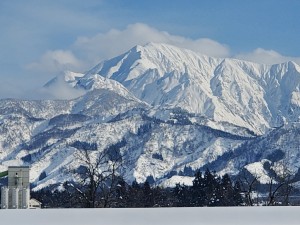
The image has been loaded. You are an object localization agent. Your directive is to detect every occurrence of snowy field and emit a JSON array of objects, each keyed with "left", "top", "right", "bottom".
[{"left": 1, "top": 207, "right": 300, "bottom": 225}]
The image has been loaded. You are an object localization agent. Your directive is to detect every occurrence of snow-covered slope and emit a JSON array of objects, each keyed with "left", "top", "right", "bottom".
[
  {"left": 83, "top": 43, "right": 300, "bottom": 134},
  {"left": 0, "top": 78, "right": 148, "bottom": 188},
  {"left": 1, "top": 43, "right": 300, "bottom": 189},
  {"left": 44, "top": 71, "right": 85, "bottom": 88}
]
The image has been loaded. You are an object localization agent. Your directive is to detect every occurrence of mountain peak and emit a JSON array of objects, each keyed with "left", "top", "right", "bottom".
[{"left": 42, "top": 43, "right": 300, "bottom": 134}]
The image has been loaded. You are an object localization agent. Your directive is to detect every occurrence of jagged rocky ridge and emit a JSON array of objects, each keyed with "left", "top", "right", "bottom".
[{"left": 1, "top": 43, "right": 300, "bottom": 190}]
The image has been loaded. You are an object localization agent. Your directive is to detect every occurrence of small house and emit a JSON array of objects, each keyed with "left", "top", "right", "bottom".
[{"left": 29, "top": 198, "right": 42, "bottom": 209}]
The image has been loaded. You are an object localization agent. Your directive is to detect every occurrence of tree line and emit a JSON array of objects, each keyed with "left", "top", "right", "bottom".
[
  {"left": 31, "top": 147, "right": 299, "bottom": 208},
  {"left": 31, "top": 168, "right": 243, "bottom": 208}
]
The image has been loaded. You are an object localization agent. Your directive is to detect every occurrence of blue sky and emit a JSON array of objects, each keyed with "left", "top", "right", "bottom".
[{"left": 1, "top": 0, "right": 300, "bottom": 99}]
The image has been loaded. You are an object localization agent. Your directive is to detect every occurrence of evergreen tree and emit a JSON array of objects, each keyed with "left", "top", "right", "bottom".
[
  {"left": 152, "top": 186, "right": 168, "bottom": 207},
  {"left": 174, "top": 183, "right": 190, "bottom": 207},
  {"left": 191, "top": 171, "right": 206, "bottom": 206},
  {"left": 203, "top": 169, "right": 218, "bottom": 206},
  {"left": 127, "top": 180, "right": 143, "bottom": 207},
  {"left": 233, "top": 181, "right": 244, "bottom": 206},
  {"left": 219, "top": 174, "right": 234, "bottom": 206},
  {"left": 143, "top": 181, "right": 154, "bottom": 207},
  {"left": 115, "top": 178, "right": 129, "bottom": 207}
]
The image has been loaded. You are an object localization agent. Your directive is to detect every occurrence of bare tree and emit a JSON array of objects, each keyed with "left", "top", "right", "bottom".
[
  {"left": 238, "top": 170, "right": 260, "bottom": 206},
  {"left": 67, "top": 146, "right": 123, "bottom": 208},
  {"left": 266, "top": 178, "right": 282, "bottom": 206},
  {"left": 266, "top": 159, "right": 296, "bottom": 206}
]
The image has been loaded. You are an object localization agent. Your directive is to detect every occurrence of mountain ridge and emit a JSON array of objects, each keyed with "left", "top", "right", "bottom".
[
  {"left": 1, "top": 42, "right": 300, "bottom": 190},
  {"left": 76, "top": 43, "right": 300, "bottom": 134}
]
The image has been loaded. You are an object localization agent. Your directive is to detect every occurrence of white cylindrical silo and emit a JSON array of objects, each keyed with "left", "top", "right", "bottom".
[
  {"left": 17, "top": 176, "right": 23, "bottom": 187},
  {"left": 1, "top": 187, "right": 9, "bottom": 209},
  {"left": 11, "top": 187, "right": 19, "bottom": 209},
  {"left": 22, "top": 188, "right": 30, "bottom": 209}
]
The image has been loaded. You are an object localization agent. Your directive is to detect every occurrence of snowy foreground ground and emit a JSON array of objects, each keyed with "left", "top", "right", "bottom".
[{"left": 1, "top": 207, "right": 300, "bottom": 225}]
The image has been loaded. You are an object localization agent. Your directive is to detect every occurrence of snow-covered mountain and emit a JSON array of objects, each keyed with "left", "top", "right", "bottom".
[
  {"left": 1, "top": 42, "right": 300, "bottom": 190},
  {"left": 79, "top": 43, "right": 300, "bottom": 135}
]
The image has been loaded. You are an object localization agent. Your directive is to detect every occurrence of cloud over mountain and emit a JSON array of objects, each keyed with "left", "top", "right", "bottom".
[
  {"left": 27, "top": 50, "right": 84, "bottom": 74},
  {"left": 236, "top": 48, "right": 300, "bottom": 65},
  {"left": 27, "top": 23, "right": 231, "bottom": 77},
  {"left": 28, "top": 23, "right": 300, "bottom": 82},
  {"left": 73, "top": 23, "right": 230, "bottom": 63}
]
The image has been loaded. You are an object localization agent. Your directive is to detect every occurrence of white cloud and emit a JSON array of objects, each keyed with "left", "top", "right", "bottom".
[
  {"left": 25, "top": 23, "right": 300, "bottom": 100},
  {"left": 235, "top": 48, "right": 300, "bottom": 65},
  {"left": 37, "top": 74, "right": 86, "bottom": 100},
  {"left": 73, "top": 23, "right": 230, "bottom": 65},
  {"left": 27, "top": 50, "right": 84, "bottom": 73},
  {"left": 26, "top": 23, "right": 231, "bottom": 87},
  {"left": 173, "top": 38, "right": 230, "bottom": 58}
]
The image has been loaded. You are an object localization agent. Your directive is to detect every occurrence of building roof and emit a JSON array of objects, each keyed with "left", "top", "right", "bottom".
[
  {"left": 30, "top": 198, "right": 42, "bottom": 204},
  {"left": 8, "top": 166, "right": 30, "bottom": 169}
]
